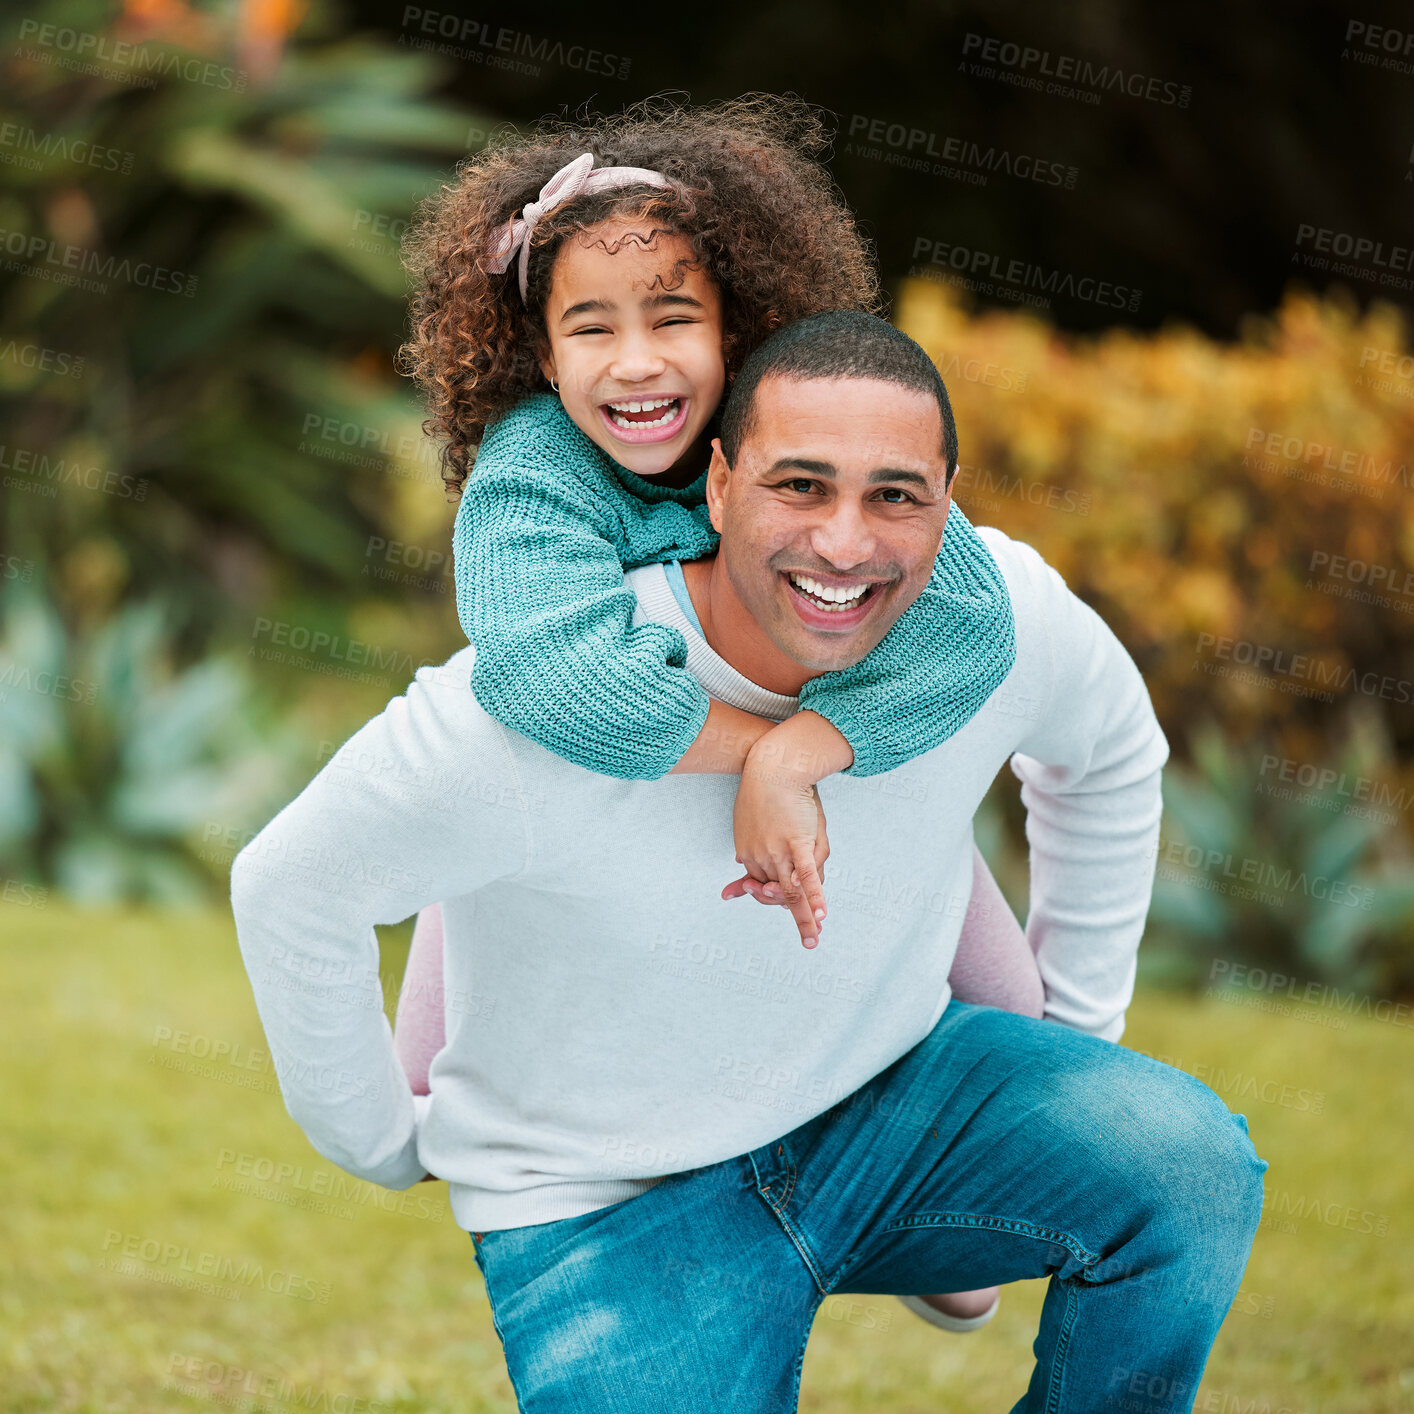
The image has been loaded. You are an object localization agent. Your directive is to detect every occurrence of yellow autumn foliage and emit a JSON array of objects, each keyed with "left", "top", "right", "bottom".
[{"left": 897, "top": 277, "right": 1414, "bottom": 783}]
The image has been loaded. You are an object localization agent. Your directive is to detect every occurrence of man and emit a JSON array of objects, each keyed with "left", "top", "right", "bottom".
[{"left": 231, "top": 310, "right": 1266, "bottom": 1413}]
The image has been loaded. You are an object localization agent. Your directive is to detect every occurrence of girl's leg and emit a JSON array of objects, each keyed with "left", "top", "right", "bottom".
[
  {"left": 946, "top": 842, "right": 1043, "bottom": 1019},
  {"left": 912, "top": 843, "right": 1042, "bottom": 1325},
  {"left": 392, "top": 903, "right": 447, "bottom": 1097}
]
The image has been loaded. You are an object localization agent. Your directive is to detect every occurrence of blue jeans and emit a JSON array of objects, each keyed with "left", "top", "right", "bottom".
[{"left": 470, "top": 1002, "right": 1267, "bottom": 1413}]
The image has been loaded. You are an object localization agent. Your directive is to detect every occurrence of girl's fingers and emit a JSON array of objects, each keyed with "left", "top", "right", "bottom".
[
  {"left": 743, "top": 879, "right": 781, "bottom": 906},
  {"left": 722, "top": 856, "right": 778, "bottom": 902},
  {"left": 813, "top": 789, "right": 831, "bottom": 871},
  {"left": 722, "top": 875, "right": 801, "bottom": 908},
  {"left": 772, "top": 850, "right": 821, "bottom": 949},
  {"left": 791, "top": 846, "right": 827, "bottom": 931},
  {"left": 725, "top": 852, "right": 826, "bottom": 941}
]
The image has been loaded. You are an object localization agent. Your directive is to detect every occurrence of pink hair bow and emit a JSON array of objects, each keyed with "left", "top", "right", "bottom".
[{"left": 484, "top": 151, "right": 676, "bottom": 301}]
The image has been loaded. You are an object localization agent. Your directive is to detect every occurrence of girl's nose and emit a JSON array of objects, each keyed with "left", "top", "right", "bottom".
[{"left": 607, "top": 331, "right": 667, "bottom": 381}]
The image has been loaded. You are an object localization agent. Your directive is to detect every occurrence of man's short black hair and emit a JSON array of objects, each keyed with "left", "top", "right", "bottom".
[{"left": 718, "top": 310, "right": 959, "bottom": 483}]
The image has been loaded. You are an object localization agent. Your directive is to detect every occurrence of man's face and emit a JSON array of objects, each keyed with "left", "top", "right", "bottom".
[{"left": 705, "top": 374, "right": 952, "bottom": 673}]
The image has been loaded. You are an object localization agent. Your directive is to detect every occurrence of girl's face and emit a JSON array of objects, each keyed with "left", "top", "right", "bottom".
[{"left": 537, "top": 217, "right": 726, "bottom": 481}]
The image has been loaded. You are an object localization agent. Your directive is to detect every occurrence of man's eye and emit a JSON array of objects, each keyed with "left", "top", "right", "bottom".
[
  {"left": 875, "top": 488, "right": 915, "bottom": 504},
  {"left": 785, "top": 478, "right": 817, "bottom": 494}
]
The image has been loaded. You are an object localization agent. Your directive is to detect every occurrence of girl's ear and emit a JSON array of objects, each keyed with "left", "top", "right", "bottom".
[{"left": 535, "top": 341, "right": 558, "bottom": 389}]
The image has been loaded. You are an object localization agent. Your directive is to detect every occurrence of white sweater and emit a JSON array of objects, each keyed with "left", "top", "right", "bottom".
[{"left": 230, "top": 527, "right": 1168, "bottom": 1233}]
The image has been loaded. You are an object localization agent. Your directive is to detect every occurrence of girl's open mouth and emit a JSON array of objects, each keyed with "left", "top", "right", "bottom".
[
  {"left": 783, "top": 571, "right": 884, "bottom": 630},
  {"left": 598, "top": 395, "right": 690, "bottom": 445}
]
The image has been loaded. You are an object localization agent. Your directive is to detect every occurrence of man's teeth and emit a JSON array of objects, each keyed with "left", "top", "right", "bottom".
[
  {"left": 606, "top": 397, "right": 680, "bottom": 429},
  {"left": 788, "top": 573, "right": 872, "bottom": 609}
]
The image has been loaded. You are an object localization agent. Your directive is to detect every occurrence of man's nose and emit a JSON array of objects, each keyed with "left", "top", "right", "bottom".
[{"left": 809, "top": 500, "right": 877, "bottom": 570}]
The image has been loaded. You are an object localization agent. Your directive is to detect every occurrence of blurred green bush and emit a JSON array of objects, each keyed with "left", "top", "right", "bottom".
[
  {"left": 1149, "top": 714, "right": 1414, "bottom": 997},
  {"left": 0, "top": 0, "right": 485, "bottom": 654},
  {"left": 0, "top": 594, "right": 304, "bottom": 903},
  {"left": 0, "top": 0, "right": 487, "bottom": 897}
]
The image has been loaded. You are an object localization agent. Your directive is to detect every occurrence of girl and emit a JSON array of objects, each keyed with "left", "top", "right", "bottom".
[{"left": 393, "top": 96, "right": 1041, "bottom": 1332}]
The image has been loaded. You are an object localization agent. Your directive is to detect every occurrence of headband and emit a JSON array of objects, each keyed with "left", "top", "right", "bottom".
[{"left": 483, "top": 151, "right": 676, "bottom": 301}]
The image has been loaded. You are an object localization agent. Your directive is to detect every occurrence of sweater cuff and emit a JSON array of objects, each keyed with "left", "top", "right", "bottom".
[
  {"left": 791, "top": 693, "right": 880, "bottom": 778},
  {"left": 411, "top": 1092, "right": 434, "bottom": 1182},
  {"left": 356, "top": 1111, "right": 429, "bottom": 1191},
  {"left": 1044, "top": 1009, "right": 1126, "bottom": 1044}
]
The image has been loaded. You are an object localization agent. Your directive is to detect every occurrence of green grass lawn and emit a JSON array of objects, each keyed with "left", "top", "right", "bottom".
[{"left": 3, "top": 903, "right": 1410, "bottom": 1412}]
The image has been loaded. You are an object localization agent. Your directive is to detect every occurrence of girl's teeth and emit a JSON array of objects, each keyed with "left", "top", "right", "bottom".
[
  {"left": 611, "top": 398, "right": 674, "bottom": 412},
  {"left": 606, "top": 397, "right": 680, "bottom": 430}
]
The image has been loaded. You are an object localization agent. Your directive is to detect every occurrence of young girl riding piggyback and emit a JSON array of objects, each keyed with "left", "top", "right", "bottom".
[{"left": 392, "top": 96, "right": 1043, "bottom": 1331}]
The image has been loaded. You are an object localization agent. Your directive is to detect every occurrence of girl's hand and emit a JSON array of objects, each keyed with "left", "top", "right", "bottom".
[
  {"left": 729, "top": 790, "right": 830, "bottom": 911},
  {"left": 722, "top": 769, "right": 831, "bottom": 949}
]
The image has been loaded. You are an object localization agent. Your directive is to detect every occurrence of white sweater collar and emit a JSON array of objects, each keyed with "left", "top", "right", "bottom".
[{"left": 627, "top": 563, "right": 800, "bottom": 724}]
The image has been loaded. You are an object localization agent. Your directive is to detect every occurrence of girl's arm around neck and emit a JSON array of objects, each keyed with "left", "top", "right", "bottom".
[
  {"left": 667, "top": 703, "right": 853, "bottom": 779},
  {"left": 453, "top": 437, "right": 719, "bottom": 781},
  {"left": 668, "top": 698, "right": 776, "bottom": 774}
]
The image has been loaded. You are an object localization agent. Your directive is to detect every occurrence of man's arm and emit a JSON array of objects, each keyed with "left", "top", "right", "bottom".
[
  {"left": 1007, "top": 544, "right": 1170, "bottom": 1043},
  {"left": 229, "top": 652, "right": 528, "bottom": 1188}
]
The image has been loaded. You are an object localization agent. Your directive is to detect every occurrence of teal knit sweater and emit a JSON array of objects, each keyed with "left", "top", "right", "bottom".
[{"left": 453, "top": 393, "right": 1016, "bottom": 780}]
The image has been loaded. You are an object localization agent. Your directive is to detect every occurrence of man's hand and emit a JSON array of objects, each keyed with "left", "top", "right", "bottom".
[{"left": 723, "top": 771, "right": 831, "bottom": 948}]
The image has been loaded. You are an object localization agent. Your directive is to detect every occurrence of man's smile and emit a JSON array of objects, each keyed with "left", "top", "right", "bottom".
[{"left": 780, "top": 569, "right": 890, "bottom": 631}]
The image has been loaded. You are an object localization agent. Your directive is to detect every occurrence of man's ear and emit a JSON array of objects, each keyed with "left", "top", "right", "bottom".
[{"left": 705, "top": 438, "right": 731, "bottom": 534}]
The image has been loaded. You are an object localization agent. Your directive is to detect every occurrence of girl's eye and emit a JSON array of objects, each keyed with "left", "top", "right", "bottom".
[
  {"left": 569, "top": 325, "right": 611, "bottom": 337},
  {"left": 657, "top": 317, "right": 695, "bottom": 327}
]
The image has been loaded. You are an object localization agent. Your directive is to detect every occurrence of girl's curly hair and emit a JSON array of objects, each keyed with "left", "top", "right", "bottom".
[{"left": 395, "top": 94, "right": 883, "bottom": 495}]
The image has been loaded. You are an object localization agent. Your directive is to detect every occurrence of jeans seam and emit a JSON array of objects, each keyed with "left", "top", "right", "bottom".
[
  {"left": 789, "top": 1291, "right": 823, "bottom": 1410},
  {"left": 765, "top": 1203, "right": 827, "bottom": 1295},
  {"left": 879, "top": 1211, "right": 1101, "bottom": 1269},
  {"left": 822, "top": 1244, "right": 868, "bottom": 1296},
  {"left": 752, "top": 1161, "right": 828, "bottom": 1297},
  {"left": 776, "top": 1161, "right": 797, "bottom": 1209},
  {"left": 1045, "top": 1280, "right": 1081, "bottom": 1414}
]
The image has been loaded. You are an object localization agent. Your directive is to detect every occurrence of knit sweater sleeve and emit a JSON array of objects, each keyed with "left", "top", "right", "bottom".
[
  {"left": 453, "top": 406, "right": 716, "bottom": 781},
  {"left": 797, "top": 502, "right": 1019, "bottom": 777}
]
